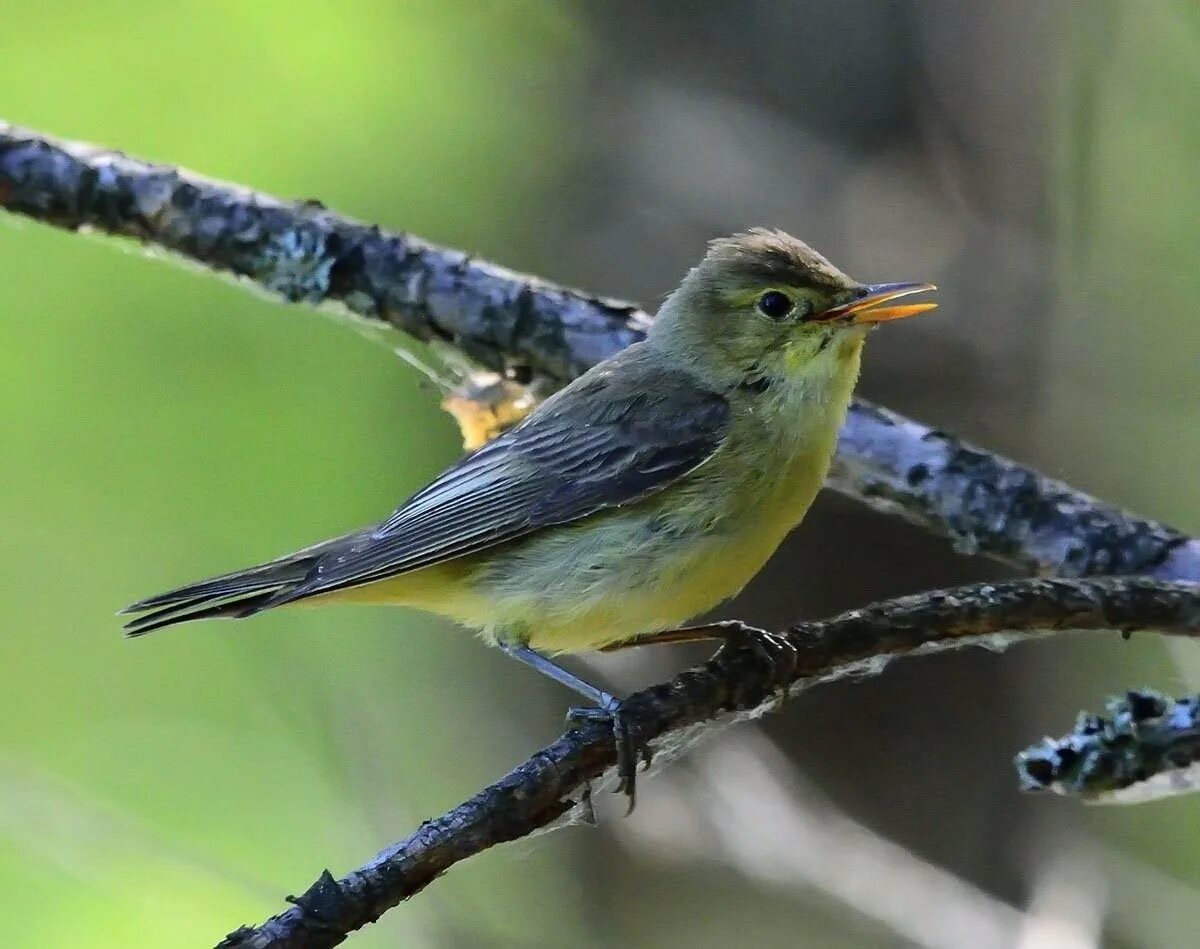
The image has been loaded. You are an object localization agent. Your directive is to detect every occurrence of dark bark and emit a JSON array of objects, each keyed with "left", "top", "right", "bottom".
[{"left": 217, "top": 578, "right": 1200, "bottom": 949}]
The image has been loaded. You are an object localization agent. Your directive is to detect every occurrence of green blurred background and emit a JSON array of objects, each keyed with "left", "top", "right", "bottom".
[{"left": 1, "top": 2, "right": 1198, "bottom": 946}]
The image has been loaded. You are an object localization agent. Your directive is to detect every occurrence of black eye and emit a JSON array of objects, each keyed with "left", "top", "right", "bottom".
[{"left": 756, "top": 290, "right": 794, "bottom": 319}]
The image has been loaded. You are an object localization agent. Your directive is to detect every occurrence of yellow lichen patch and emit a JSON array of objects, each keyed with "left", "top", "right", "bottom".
[{"left": 442, "top": 372, "right": 537, "bottom": 450}]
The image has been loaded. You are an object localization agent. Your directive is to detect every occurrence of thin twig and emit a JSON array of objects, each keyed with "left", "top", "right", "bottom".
[
  {"left": 1, "top": 123, "right": 1196, "bottom": 581},
  {"left": 215, "top": 578, "right": 1199, "bottom": 948}
]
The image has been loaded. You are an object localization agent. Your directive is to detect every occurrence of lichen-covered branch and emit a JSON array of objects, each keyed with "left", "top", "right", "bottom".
[
  {"left": 826, "top": 402, "right": 1200, "bottom": 580},
  {"left": 0, "top": 122, "right": 649, "bottom": 381},
  {"left": 1, "top": 123, "right": 1196, "bottom": 582},
  {"left": 218, "top": 577, "right": 1200, "bottom": 949},
  {"left": 1017, "top": 690, "right": 1200, "bottom": 802}
]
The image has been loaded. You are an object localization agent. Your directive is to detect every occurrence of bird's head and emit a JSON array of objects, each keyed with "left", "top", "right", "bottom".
[{"left": 649, "top": 228, "right": 936, "bottom": 391}]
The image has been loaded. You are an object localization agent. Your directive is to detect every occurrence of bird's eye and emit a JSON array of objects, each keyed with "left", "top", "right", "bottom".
[{"left": 756, "top": 290, "right": 794, "bottom": 319}]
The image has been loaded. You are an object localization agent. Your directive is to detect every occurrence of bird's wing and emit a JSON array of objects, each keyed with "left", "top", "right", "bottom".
[{"left": 272, "top": 350, "right": 730, "bottom": 603}]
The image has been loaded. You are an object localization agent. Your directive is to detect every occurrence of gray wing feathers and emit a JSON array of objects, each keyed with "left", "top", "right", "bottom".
[{"left": 273, "top": 352, "right": 730, "bottom": 604}]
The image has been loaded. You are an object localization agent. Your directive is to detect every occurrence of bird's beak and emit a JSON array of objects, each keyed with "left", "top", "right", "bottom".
[{"left": 819, "top": 282, "right": 938, "bottom": 324}]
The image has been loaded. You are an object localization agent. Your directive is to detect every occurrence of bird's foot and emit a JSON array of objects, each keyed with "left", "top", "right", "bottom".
[
  {"left": 709, "top": 620, "right": 799, "bottom": 702},
  {"left": 567, "top": 697, "right": 649, "bottom": 814}
]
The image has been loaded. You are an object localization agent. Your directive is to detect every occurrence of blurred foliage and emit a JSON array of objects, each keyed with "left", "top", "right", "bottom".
[
  {"left": 0, "top": 1, "right": 589, "bottom": 946},
  {"left": 1048, "top": 1, "right": 1200, "bottom": 523},
  {"left": 1049, "top": 0, "right": 1200, "bottom": 906}
]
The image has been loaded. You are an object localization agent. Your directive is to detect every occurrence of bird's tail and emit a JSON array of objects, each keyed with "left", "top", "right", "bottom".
[{"left": 119, "top": 530, "right": 367, "bottom": 636}]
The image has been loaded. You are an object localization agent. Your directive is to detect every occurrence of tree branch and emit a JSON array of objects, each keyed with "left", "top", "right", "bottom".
[
  {"left": 1017, "top": 689, "right": 1200, "bottom": 802},
  {"left": 216, "top": 577, "right": 1198, "bottom": 948},
  {"left": 1, "top": 123, "right": 1196, "bottom": 582}
]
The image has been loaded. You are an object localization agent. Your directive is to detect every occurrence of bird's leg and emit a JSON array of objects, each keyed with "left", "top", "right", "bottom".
[
  {"left": 601, "top": 621, "right": 799, "bottom": 699},
  {"left": 499, "top": 643, "right": 643, "bottom": 812}
]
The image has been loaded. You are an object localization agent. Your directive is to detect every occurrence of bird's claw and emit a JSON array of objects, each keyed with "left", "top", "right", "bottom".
[
  {"left": 712, "top": 620, "right": 799, "bottom": 702},
  {"left": 567, "top": 699, "right": 647, "bottom": 814}
]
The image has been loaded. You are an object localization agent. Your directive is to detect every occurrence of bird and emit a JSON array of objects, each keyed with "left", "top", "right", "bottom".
[{"left": 122, "top": 228, "right": 936, "bottom": 804}]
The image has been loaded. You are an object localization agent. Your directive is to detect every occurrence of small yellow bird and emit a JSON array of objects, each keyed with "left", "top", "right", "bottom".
[{"left": 123, "top": 229, "right": 935, "bottom": 798}]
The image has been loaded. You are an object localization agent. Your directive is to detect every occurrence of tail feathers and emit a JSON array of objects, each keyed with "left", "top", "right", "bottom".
[
  {"left": 122, "top": 559, "right": 303, "bottom": 615},
  {"left": 121, "top": 552, "right": 322, "bottom": 636},
  {"left": 121, "top": 528, "right": 379, "bottom": 636},
  {"left": 123, "top": 590, "right": 281, "bottom": 637}
]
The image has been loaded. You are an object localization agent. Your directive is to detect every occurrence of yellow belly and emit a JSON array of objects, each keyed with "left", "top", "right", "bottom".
[{"left": 519, "top": 505, "right": 808, "bottom": 652}]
